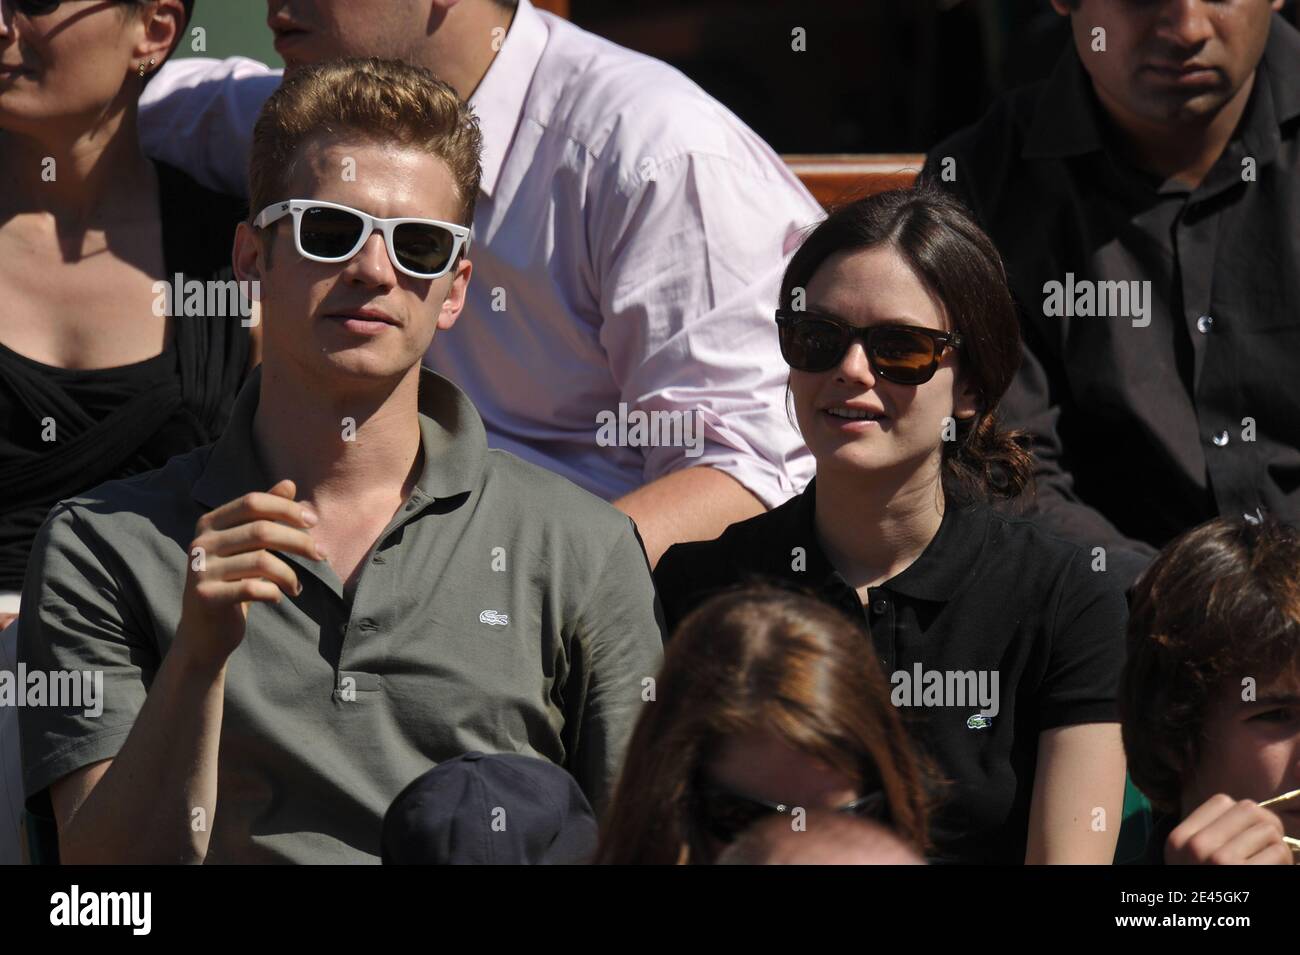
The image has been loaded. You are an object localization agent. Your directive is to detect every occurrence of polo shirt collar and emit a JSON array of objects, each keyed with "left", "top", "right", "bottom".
[
  {"left": 192, "top": 365, "right": 488, "bottom": 511},
  {"left": 469, "top": 0, "right": 549, "bottom": 198},
  {"left": 883, "top": 497, "right": 990, "bottom": 603},
  {"left": 787, "top": 479, "right": 989, "bottom": 605}
]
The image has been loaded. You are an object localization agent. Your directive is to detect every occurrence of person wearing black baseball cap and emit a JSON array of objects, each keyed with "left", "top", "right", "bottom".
[{"left": 383, "top": 753, "right": 598, "bottom": 865}]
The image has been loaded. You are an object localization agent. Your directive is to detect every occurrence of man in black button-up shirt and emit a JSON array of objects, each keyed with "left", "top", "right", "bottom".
[{"left": 924, "top": 4, "right": 1300, "bottom": 588}]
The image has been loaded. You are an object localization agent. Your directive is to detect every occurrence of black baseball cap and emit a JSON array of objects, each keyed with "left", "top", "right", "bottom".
[{"left": 381, "top": 752, "right": 599, "bottom": 865}]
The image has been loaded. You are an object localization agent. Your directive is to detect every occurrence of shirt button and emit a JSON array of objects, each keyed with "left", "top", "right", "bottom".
[
  {"left": 1212, "top": 431, "right": 1230, "bottom": 447},
  {"left": 372, "top": 554, "right": 385, "bottom": 564},
  {"left": 1196, "top": 314, "right": 1214, "bottom": 334},
  {"left": 872, "top": 598, "right": 888, "bottom": 614}
]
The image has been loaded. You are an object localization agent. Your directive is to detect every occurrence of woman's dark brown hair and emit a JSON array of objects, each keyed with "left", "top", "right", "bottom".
[
  {"left": 595, "top": 586, "right": 932, "bottom": 864},
  {"left": 1120, "top": 517, "right": 1300, "bottom": 814},
  {"left": 779, "top": 184, "right": 1033, "bottom": 503}
]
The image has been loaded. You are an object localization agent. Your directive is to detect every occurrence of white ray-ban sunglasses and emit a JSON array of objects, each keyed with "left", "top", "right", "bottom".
[{"left": 253, "top": 199, "right": 471, "bottom": 280}]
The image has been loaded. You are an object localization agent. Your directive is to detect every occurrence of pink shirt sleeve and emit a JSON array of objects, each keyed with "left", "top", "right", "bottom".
[
  {"left": 593, "top": 149, "right": 821, "bottom": 507},
  {"left": 139, "top": 57, "right": 282, "bottom": 197}
]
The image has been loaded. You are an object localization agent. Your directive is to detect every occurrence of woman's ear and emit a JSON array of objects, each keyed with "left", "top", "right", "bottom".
[
  {"left": 133, "top": 0, "right": 186, "bottom": 72},
  {"left": 953, "top": 371, "right": 981, "bottom": 421}
]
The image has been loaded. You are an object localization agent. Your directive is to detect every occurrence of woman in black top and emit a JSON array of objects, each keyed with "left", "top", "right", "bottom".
[
  {"left": 0, "top": 1, "right": 254, "bottom": 610},
  {"left": 654, "top": 186, "right": 1129, "bottom": 864}
]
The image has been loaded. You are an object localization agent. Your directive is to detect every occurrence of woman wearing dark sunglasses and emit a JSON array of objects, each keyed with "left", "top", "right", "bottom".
[
  {"left": 0, "top": 0, "right": 252, "bottom": 625},
  {"left": 595, "top": 586, "right": 933, "bottom": 864},
  {"left": 653, "top": 186, "right": 1129, "bottom": 864}
]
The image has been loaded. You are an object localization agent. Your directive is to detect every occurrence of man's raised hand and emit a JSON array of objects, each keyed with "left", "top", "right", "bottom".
[{"left": 177, "top": 479, "right": 325, "bottom": 671}]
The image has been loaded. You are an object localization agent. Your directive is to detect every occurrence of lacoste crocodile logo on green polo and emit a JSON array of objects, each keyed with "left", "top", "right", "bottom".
[{"left": 479, "top": 610, "right": 509, "bottom": 626}]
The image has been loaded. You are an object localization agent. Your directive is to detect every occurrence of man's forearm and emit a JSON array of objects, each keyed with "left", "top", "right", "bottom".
[
  {"left": 59, "top": 644, "right": 228, "bottom": 864},
  {"left": 614, "top": 466, "right": 764, "bottom": 568}
]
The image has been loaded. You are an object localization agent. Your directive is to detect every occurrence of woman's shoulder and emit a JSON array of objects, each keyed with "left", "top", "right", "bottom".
[
  {"left": 976, "top": 504, "right": 1128, "bottom": 625},
  {"left": 654, "top": 495, "right": 809, "bottom": 630},
  {"left": 659, "top": 494, "right": 804, "bottom": 575},
  {"left": 980, "top": 504, "right": 1104, "bottom": 576}
]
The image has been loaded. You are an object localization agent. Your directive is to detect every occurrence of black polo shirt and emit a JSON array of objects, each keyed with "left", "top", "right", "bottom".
[
  {"left": 922, "top": 14, "right": 1300, "bottom": 590},
  {"left": 653, "top": 481, "right": 1128, "bottom": 864}
]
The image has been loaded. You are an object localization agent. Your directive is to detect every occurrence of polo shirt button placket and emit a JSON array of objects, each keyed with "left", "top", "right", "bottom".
[{"left": 868, "top": 593, "right": 894, "bottom": 672}]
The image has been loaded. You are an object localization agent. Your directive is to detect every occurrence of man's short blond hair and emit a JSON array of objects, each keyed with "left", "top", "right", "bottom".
[{"left": 249, "top": 57, "right": 483, "bottom": 227}]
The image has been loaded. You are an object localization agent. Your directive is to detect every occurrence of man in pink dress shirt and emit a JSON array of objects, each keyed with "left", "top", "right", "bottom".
[{"left": 138, "top": 0, "right": 821, "bottom": 564}]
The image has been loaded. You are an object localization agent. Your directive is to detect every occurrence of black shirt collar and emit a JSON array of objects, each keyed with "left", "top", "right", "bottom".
[
  {"left": 785, "top": 479, "right": 991, "bottom": 604},
  {"left": 1024, "top": 13, "right": 1300, "bottom": 164},
  {"left": 1022, "top": 42, "right": 1107, "bottom": 160}
]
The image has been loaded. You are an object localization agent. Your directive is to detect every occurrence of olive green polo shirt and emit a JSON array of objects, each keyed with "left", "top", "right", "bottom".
[{"left": 17, "top": 366, "right": 665, "bottom": 863}]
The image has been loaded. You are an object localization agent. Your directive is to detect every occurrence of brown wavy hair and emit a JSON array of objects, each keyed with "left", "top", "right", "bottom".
[
  {"left": 595, "top": 586, "right": 933, "bottom": 864},
  {"left": 1120, "top": 517, "right": 1300, "bottom": 813},
  {"left": 779, "top": 184, "right": 1033, "bottom": 503}
]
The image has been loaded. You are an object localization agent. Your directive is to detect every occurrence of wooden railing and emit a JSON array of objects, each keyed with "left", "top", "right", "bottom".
[{"left": 782, "top": 154, "right": 925, "bottom": 209}]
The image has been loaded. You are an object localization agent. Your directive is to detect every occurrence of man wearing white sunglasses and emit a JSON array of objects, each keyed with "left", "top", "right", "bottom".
[
  {"left": 17, "top": 58, "right": 664, "bottom": 864},
  {"left": 251, "top": 199, "right": 472, "bottom": 282}
]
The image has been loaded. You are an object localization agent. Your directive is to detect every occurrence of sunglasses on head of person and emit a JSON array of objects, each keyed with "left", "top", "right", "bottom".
[
  {"left": 775, "top": 308, "right": 963, "bottom": 384},
  {"left": 253, "top": 199, "right": 472, "bottom": 281},
  {"left": 693, "top": 781, "right": 890, "bottom": 845}
]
